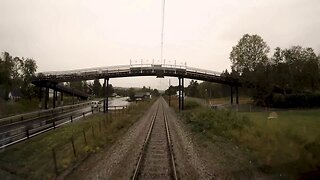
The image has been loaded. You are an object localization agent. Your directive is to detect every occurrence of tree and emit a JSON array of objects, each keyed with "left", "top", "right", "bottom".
[
  {"left": 128, "top": 88, "right": 135, "bottom": 100},
  {"left": 186, "top": 80, "right": 199, "bottom": 97},
  {"left": 92, "top": 79, "right": 102, "bottom": 97},
  {"left": 21, "top": 58, "right": 37, "bottom": 99},
  {"left": 152, "top": 89, "right": 160, "bottom": 96},
  {"left": 230, "top": 34, "right": 270, "bottom": 73},
  {"left": 282, "top": 46, "right": 319, "bottom": 92},
  {"left": 0, "top": 52, "right": 14, "bottom": 99}
]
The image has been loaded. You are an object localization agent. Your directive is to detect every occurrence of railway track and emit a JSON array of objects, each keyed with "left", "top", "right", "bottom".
[{"left": 132, "top": 99, "right": 178, "bottom": 180}]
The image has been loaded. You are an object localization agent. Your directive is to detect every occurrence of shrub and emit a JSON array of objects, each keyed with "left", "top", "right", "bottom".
[
  {"left": 183, "top": 108, "right": 251, "bottom": 138},
  {"left": 271, "top": 93, "right": 320, "bottom": 108},
  {"left": 184, "top": 100, "right": 201, "bottom": 110}
]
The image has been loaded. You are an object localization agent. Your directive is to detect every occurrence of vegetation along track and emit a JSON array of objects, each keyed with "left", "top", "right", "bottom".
[{"left": 132, "top": 99, "right": 178, "bottom": 180}]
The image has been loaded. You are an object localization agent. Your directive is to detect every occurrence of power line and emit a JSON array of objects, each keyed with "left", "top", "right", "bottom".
[{"left": 160, "top": 0, "right": 166, "bottom": 64}]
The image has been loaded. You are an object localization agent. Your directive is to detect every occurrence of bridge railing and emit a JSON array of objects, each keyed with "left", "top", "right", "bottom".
[
  {"left": 36, "top": 63, "right": 223, "bottom": 78},
  {"left": 186, "top": 66, "right": 222, "bottom": 77}
]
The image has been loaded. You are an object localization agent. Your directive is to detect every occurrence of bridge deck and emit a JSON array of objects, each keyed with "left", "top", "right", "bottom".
[{"left": 33, "top": 64, "right": 240, "bottom": 86}]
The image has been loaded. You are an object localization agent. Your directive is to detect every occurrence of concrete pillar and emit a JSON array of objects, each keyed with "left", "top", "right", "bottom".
[
  {"left": 106, "top": 78, "right": 109, "bottom": 113},
  {"left": 60, "top": 92, "right": 64, "bottom": 105},
  {"left": 181, "top": 77, "right": 184, "bottom": 110},
  {"left": 178, "top": 77, "right": 181, "bottom": 111},
  {"left": 45, "top": 87, "right": 49, "bottom": 109},
  {"left": 38, "top": 87, "right": 42, "bottom": 109},
  {"left": 53, "top": 90, "right": 56, "bottom": 108},
  {"left": 72, "top": 89, "right": 75, "bottom": 105},
  {"left": 102, "top": 78, "right": 107, "bottom": 113},
  {"left": 168, "top": 86, "right": 171, "bottom": 106}
]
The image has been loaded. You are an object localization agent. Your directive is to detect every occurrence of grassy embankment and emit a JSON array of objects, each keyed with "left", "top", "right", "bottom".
[
  {"left": 0, "top": 99, "right": 39, "bottom": 118},
  {"left": 168, "top": 96, "right": 320, "bottom": 179},
  {"left": 0, "top": 99, "right": 155, "bottom": 179}
]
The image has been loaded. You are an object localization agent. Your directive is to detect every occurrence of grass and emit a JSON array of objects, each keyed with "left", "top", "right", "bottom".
[
  {"left": 177, "top": 98, "right": 320, "bottom": 179},
  {"left": 236, "top": 110, "right": 320, "bottom": 178},
  {"left": 0, "top": 99, "right": 155, "bottom": 179},
  {"left": 0, "top": 99, "right": 39, "bottom": 118}
]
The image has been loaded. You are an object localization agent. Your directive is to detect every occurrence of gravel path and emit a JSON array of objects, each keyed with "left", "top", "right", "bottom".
[
  {"left": 67, "top": 98, "right": 214, "bottom": 179},
  {"left": 67, "top": 100, "right": 158, "bottom": 179}
]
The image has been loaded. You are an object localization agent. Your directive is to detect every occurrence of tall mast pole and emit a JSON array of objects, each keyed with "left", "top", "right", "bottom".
[{"left": 161, "top": 0, "right": 166, "bottom": 64}]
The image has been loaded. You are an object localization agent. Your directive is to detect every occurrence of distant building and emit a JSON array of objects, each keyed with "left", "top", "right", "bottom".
[
  {"left": 134, "top": 93, "right": 145, "bottom": 101},
  {"left": 8, "top": 89, "right": 23, "bottom": 101},
  {"left": 134, "top": 92, "right": 151, "bottom": 101}
]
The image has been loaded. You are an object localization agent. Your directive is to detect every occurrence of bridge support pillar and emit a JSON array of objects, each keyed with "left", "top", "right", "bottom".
[
  {"left": 53, "top": 90, "right": 56, "bottom": 108},
  {"left": 178, "top": 77, "right": 181, "bottom": 111},
  {"left": 106, "top": 78, "right": 109, "bottom": 113},
  {"left": 103, "top": 78, "right": 109, "bottom": 113},
  {"left": 72, "top": 89, "right": 75, "bottom": 105},
  {"left": 45, "top": 87, "right": 49, "bottom": 109},
  {"left": 230, "top": 86, "right": 234, "bottom": 105},
  {"left": 182, "top": 77, "right": 184, "bottom": 110},
  {"left": 60, "top": 92, "right": 63, "bottom": 105},
  {"left": 178, "top": 77, "right": 184, "bottom": 111},
  {"left": 38, "top": 87, "right": 43, "bottom": 109}
]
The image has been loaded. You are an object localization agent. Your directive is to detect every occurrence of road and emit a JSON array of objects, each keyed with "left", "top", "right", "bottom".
[{"left": 0, "top": 104, "right": 94, "bottom": 149}]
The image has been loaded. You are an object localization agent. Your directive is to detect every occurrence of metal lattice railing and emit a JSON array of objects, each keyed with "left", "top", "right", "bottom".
[{"left": 36, "top": 63, "right": 222, "bottom": 78}]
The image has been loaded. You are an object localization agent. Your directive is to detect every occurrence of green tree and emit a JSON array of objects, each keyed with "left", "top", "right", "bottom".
[
  {"left": 152, "top": 89, "right": 160, "bottom": 96},
  {"left": 92, "top": 79, "right": 102, "bottom": 97},
  {"left": 186, "top": 80, "right": 199, "bottom": 97},
  {"left": 282, "top": 46, "right": 319, "bottom": 92},
  {"left": 0, "top": 52, "right": 14, "bottom": 100},
  {"left": 21, "top": 58, "right": 37, "bottom": 99},
  {"left": 230, "top": 34, "right": 270, "bottom": 73}
]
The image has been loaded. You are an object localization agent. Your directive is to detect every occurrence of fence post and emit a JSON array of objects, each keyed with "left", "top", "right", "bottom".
[
  {"left": 83, "top": 112, "right": 85, "bottom": 118},
  {"left": 71, "top": 116, "right": 73, "bottom": 123},
  {"left": 83, "top": 129, "right": 87, "bottom": 145},
  {"left": 71, "top": 137, "right": 77, "bottom": 158},
  {"left": 52, "top": 148, "right": 58, "bottom": 175},
  {"left": 26, "top": 129, "right": 30, "bottom": 139},
  {"left": 53, "top": 121, "right": 56, "bottom": 129}
]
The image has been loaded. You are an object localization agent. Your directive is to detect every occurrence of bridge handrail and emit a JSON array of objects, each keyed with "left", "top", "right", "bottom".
[
  {"left": 36, "top": 63, "right": 222, "bottom": 79},
  {"left": 38, "top": 65, "right": 131, "bottom": 76},
  {"left": 186, "top": 66, "right": 222, "bottom": 76}
]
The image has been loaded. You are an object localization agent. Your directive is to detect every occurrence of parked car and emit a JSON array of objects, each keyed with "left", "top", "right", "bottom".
[{"left": 91, "top": 101, "right": 102, "bottom": 109}]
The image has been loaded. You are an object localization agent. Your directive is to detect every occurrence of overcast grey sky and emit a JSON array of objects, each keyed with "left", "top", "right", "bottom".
[{"left": 1, "top": 0, "right": 320, "bottom": 90}]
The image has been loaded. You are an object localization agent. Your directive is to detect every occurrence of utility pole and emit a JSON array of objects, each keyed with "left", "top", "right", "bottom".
[
  {"left": 160, "top": 0, "right": 166, "bottom": 64},
  {"left": 168, "top": 79, "right": 171, "bottom": 106}
]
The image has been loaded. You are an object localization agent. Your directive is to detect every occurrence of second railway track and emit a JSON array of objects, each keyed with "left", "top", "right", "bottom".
[{"left": 132, "top": 99, "right": 178, "bottom": 180}]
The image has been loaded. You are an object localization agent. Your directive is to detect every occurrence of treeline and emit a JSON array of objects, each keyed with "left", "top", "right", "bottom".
[
  {"left": 228, "top": 34, "right": 320, "bottom": 108},
  {"left": 0, "top": 52, "right": 37, "bottom": 100},
  {"left": 165, "top": 80, "right": 231, "bottom": 99},
  {"left": 72, "top": 79, "right": 160, "bottom": 99}
]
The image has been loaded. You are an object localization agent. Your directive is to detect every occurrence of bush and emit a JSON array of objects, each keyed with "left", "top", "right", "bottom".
[
  {"left": 271, "top": 93, "right": 320, "bottom": 108},
  {"left": 184, "top": 100, "right": 201, "bottom": 110},
  {"left": 182, "top": 108, "right": 251, "bottom": 138}
]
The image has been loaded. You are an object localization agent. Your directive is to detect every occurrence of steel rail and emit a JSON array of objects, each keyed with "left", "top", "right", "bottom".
[
  {"left": 163, "top": 105, "right": 178, "bottom": 180},
  {"left": 131, "top": 100, "right": 178, "bottom": 180},
  {"left": 131, "top": 105, "right": 159, "bottom": 180}
]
